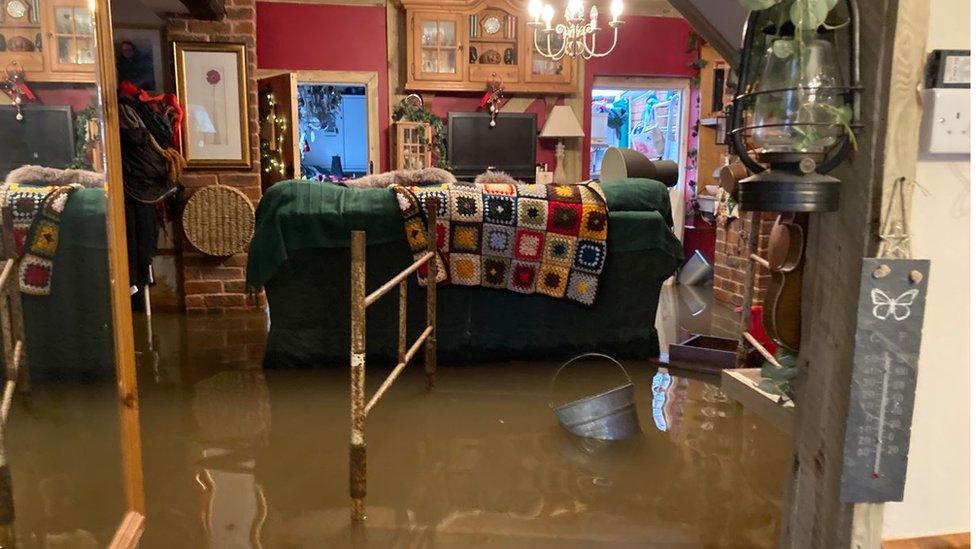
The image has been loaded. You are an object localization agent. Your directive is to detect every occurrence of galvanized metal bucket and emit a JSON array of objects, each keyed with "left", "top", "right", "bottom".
[{"left": 550, "top": 353, "right": 642, "bottom": 441}]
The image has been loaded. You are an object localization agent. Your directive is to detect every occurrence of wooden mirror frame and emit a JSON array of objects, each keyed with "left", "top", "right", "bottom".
[
  {"left": 92, "top": 0, "right": 147, "bottom": 546},
  {"left": 257, "top": 69, "right": 382, "bottom": 177}
]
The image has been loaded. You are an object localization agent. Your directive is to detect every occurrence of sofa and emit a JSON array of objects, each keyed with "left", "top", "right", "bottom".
[{"left": 246, "top": 178, "right": 683, "bottom": 368}]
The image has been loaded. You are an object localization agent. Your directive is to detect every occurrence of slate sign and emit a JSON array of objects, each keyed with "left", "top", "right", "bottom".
[{"left": 840, "top": 258, "right": 930, "bottom": 503}]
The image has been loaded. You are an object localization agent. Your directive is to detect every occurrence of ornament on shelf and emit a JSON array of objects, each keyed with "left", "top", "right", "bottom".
[
  {"left": 478, "top": 74, "right": 505, "bottom": 127},
  {"left": 1, "top": 61, "right": 34, "bottom": 121}
]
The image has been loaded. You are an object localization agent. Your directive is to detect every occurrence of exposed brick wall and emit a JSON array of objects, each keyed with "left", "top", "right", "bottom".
[
  {"left": 713, "top": 202, "right": 775, "bottom": 308},
  {"left": 167, "top": 0, "right": 263, "bottom": 314}
]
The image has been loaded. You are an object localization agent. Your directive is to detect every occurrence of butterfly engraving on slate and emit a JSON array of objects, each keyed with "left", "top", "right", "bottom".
[{"left": 870, "top": 289, "right": 919, "bottom": 321}]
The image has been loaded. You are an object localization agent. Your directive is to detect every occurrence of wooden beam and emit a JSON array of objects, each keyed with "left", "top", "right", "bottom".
[
  {"left": 666, "top": 0, "right": 739, "bottom": 63},
  {"left": 782, "top": 1, "right": 931, "bottom": 547},
  {"left": 178, "top": 0, "right": 226, "bottom": 20}
]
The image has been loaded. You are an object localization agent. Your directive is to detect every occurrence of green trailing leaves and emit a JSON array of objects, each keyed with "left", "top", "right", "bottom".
[
  {"left": 392, "top": 103, "right": 450, "bottom": 170},
  {"left": 758, "top": 349, "right": 799, "bottom": 403},
  {"left": 741, "top": 0, "right": 839, "bottom": 31},
  {"left": 789, "top": 0, "right": 835, "bottom": 30},
  {"left": 739, "top": 0, "right": 783, "bottom": 10},
  {"left": 772, "top": 39, "right": 796, "bottom": 59}
]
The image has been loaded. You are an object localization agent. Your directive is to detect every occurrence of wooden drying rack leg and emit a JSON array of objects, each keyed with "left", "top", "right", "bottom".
[
  {"left": 349, "top": 231, "right": 367, "bottom": 522},
  {"left": 348, "top": 198, "right": 439, "bottom": 522}
]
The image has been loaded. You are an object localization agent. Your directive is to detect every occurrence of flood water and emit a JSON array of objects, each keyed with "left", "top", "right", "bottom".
[{"left": 4, "top": 286, "right": 794, "bottom": 548}]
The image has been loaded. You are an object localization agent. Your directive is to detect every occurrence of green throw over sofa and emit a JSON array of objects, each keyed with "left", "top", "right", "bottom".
[{"left": 246, "top": 178, "right": 684, "bottom": 367}]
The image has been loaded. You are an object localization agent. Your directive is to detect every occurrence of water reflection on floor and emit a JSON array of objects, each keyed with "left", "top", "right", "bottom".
[
  {"left": 5, "top": 284, "right": 793, "bottom": 548},
  {"left": 127, "top": 284, "right": 790, "bottom": 548}
]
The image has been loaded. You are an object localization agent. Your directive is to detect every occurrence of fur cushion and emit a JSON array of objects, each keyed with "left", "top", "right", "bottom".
[
  {"left": 343, "top": 167, "right": 457, "bottom": 189},
  {"left": 473, "top": 170, "right": 521, "bottom": 186},
  {"left": 5, "top": 165, "right": 104, "bottom": 188}
]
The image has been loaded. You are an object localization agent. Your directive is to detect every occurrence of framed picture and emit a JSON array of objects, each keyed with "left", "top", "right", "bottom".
[
  {"left": 114, "top": 26, "right": 164, "bottom": 92},
  {"left": 174, "top": 42, "right": 251, "bottom": 168}
]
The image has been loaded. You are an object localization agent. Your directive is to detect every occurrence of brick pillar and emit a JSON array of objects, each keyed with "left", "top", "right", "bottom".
[
  {"left": 167, "top": 1, "right": 263, "bottom": 314},
  {"left": 712, "top": 202, "right": 775, "bottom": 308}
]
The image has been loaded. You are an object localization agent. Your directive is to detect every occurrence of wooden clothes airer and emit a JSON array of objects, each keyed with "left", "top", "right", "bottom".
[
  {"left": 348, "top": 198, "right": 439, "bottom": 522},
  {"left": 0, "top": 206, "right": 28, "bottom": 545}
]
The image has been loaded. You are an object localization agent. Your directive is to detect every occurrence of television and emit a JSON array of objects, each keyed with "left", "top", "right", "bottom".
[
  {"left": 0, "top": 105, "right": 75, "bottom": 180},
  {"left": 447, "top": 112, "right": 537, "bottom": 179}
]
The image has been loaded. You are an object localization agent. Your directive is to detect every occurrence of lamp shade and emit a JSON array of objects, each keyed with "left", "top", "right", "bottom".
[{"left": 540, "top": 105, "right": 584, "bottom": 138}]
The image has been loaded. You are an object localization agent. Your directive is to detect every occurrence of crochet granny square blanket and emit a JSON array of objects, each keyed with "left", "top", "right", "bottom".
[
  {"left": 391, "top": 181, "right": 610, "bottom": 306},
  {"left": 0, "top": 183, "right": 81, "bottom": 296}
]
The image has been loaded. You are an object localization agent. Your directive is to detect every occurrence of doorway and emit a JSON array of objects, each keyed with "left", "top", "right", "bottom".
[
  {"left": 297, "top": 83, "right": 369, "bottom": 181},
  {"left": 590, "top": 77, "right": 691, "bottom": 240}
]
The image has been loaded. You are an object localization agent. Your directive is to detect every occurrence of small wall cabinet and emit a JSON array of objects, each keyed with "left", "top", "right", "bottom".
[
  {"left": 392, "top": 121, "right": 432, "bottom": 170},
  {"left": 0, "top": 0, "right": 96, "bottom": 82},
  {"left": 402, "top": 0, "right": 576, "bottom": 94}
]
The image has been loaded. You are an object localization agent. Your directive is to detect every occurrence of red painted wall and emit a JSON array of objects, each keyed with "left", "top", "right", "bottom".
[
  {"left": 256, "top": 5, "right": 697, "bottom": 180},
  {"left": 30, "top": 83, "right": 97, "bottom": 113},
  {"left": 256, "top": 1, "right": 391, "bottom": 170},
  {"left": 583, "top": 15, "right": 698, "bottom": 179}
]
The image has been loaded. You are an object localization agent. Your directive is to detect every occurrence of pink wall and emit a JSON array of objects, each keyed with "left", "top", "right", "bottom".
[
  {"left": 256, "top": 2, "right": 391, "bottom": 170},
  {"left": 583, "top": 15, "right": 698, "bottom": 179}
]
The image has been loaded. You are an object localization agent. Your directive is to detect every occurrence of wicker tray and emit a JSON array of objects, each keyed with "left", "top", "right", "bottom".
[{"left": 182, "top": 185, "right": 255, "bottom": 256}]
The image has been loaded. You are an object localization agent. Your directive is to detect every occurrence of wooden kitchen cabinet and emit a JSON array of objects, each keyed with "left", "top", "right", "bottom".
[
  {"left": 392, "top": 121, "right": 432, "bottom": 170},
  {"left": 0, "top": 0, "right": 96, "bottom": 83},
  {"left": 412, "top": 12, "right": 465, "bottom": 82},
  {"left": 402, "top": 0, "right": 576, "bottom": 94}
]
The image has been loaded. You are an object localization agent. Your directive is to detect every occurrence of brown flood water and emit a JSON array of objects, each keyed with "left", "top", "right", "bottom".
[{"left": 5, "top": 286, "right": 793, "bottom": 548}]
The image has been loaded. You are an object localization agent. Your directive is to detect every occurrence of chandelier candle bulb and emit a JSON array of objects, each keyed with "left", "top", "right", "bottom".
[
  {"left": 528, "top": 0, "right": 624, "bottom": 60},
  {"left": 529, "top": 0, "right": 542, "bottom": 22},
  {"left": 610, "top": 0, "right": 623, "bottom": 22}
]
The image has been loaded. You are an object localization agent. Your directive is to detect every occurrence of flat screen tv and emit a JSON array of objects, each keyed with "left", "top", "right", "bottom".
[
  {"left": 0, "top": 105, "right": 75, "bottom": 180},
  {"left": 448, "top": 112, "right": 537, "bottom": 179}
]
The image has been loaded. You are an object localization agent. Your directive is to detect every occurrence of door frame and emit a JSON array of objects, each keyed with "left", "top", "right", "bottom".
[
  {"left": 93, "top": 0, "right": 147, "bottom": 546},
  {"left": 258, "top": 69, "right": 381, "bottom": 176},
  {"left": 590, "top": 75, "right": 692, "bottom": 243}
]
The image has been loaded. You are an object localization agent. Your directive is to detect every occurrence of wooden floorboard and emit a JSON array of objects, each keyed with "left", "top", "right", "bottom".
[{"left": 884, "top": 532, "right": 971, "bottom": 549}]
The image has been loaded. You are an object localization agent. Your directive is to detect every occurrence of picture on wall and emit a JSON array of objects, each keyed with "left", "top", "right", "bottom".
[
  {"left": 173, "top": 42, "right": 250, "bottom": 168},
  {"left": 114, "top": 27, "right": 164, "bottom": 92}
]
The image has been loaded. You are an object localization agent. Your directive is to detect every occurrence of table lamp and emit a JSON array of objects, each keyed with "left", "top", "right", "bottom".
[{"left": 539, "top": 105, "right": 584, "bottom": 184}]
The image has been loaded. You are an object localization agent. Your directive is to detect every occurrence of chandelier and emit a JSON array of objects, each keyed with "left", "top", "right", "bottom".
[{"left": 527, "top": 0, "right": 625, "bottom": 61}]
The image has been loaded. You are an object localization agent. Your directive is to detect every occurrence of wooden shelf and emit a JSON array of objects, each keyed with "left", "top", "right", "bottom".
[
  {"left": 720, "top": 368, "right": 794, "bottom": 435},
  {"left": 470, "top": 37, "right": 517, "bottom": 44}
]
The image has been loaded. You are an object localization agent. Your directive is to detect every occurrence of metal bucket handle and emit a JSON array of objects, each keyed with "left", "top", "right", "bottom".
[{"left": 548, "top": 353, "right": 633, "bottom": 410}]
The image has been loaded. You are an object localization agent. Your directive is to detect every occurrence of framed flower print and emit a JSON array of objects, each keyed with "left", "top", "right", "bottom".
[{"left": 173, "top": 42, "right": 251, "bottom": 168}]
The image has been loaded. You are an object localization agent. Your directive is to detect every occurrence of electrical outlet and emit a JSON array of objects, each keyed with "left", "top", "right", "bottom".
[{"left": 920, "top": 88, "right": 970, "bottom": 155}]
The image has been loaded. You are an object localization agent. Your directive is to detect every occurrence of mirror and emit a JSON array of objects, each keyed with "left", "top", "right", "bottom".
[{"left": 0, "top": 0, "right": 144, "bottom": 545}]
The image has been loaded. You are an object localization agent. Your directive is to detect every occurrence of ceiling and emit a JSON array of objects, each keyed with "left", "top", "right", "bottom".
[
  {"left": 111, "top": 0, "right": 187, "bottom": 26},
  {"left": 664, "top": 0, "right": 748, "bottom": 62}
]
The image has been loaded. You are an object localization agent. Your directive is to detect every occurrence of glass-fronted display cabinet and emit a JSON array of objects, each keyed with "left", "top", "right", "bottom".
[
  {"left": 0, "top": 0, "right": 96, "bottom": 82},
  {"left": 412, "top": 12, "right": 464, "bottom": 82},
  {"left": 402, "top": 0, "right": 576, "bottom": 94}
]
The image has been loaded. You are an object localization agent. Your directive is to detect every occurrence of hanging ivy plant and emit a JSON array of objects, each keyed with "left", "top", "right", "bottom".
[
  {"left": 392, "top": 102, "right": 449, "bottom": 170},
  {"left": 67, "top": 105, "right": 97, "bottom": 171}
]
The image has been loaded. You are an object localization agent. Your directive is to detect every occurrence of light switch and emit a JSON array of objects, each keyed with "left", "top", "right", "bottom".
[{"left": 920, "top": 88, "right": 970, "bottom": 155}]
